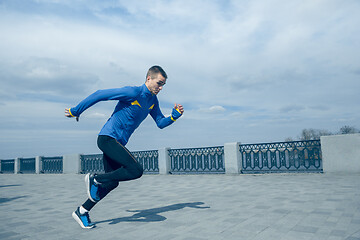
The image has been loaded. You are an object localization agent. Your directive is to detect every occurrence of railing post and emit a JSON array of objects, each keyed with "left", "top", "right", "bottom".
[
  {"left": 14, "top": 157, "right": 20, "bottom": 174},
  {"left": 63, "top": 154, "right": 81, "bottom": 174},
  {"left": 158, "top": 147, "right": 171, "bottom": 174},
  {"left": 321, "top": 133, "right": 360, "bottom": 173},
  {"left": 224, "top": 142, "right": 242, "bottom": 174},
  {"left": 35, "top": 156, "right": 42, "bottom": 174}
]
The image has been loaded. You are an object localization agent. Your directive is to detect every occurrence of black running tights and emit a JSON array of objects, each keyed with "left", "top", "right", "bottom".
[{"left": 82, "top": 135, "right": 143, "bottom": 211}]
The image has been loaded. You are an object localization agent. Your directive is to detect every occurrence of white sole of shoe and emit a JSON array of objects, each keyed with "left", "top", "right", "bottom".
[
  {"left": 72, "top": 211, "right": 94, "bottom": 229},
  {"left": 85, "top": 173, "right": 96, "bottom": 202}
]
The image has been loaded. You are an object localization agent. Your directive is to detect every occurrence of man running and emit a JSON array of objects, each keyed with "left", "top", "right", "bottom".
[{"left": 65, "top": 66, "right": 184, "bottom": 229}]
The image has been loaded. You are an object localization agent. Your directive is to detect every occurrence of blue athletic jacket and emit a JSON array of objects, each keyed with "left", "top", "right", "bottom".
[{"left": 69, "top": 84, "right": 176, "bottom": 146}]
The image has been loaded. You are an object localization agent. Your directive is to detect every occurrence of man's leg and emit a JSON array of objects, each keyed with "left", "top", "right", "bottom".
[
  {"left": 73, "top": 135, "right": 143, "bottom": 229},
  {"left": 73, "top": 136, "right": 124, "bottom": 229},
  {"left": 95, "top": 135, "right": 144, "bottom": 182},
  {"left": 97, "top": 153, "right": 121, "bottom": 200},
  {"left": 82, "top": 153, "right": 120, "bottom": 211},
  {"left": 86, "top": 135, "right": 143, "bottom": 201}
]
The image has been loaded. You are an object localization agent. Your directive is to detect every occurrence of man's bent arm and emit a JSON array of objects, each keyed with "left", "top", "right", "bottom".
[
  {"left": 70, "top": 87, "right": 136, "bottom": 117},
  {"left": 150, "top": 100, "right": 182, "bottom": 129}
]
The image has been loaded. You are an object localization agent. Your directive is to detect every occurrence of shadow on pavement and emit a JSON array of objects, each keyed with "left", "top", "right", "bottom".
[
  {"left": 96, "top": 202, "right": 209, "bottom": 225},
  {"left": 0, "top": 196, "right": 27, "bottom": 204},
  {"left": 0, "top": 184, "right": 22, "bottom": 188}
]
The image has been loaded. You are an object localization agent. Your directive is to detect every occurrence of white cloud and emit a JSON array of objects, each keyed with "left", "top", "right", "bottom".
[
  {"left": 200, "top": 105, "right": 226, "bottom": 114},
  {"left": 86, "top": 112, "right": 108, "bottom": 119},
  {"left": 0, "top": 0, "right": 360, "bottom": 158}
]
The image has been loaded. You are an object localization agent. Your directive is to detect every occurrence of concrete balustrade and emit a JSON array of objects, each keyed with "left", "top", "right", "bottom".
[{"left": 2, "top": 136, "right": 360, "bottom": 174}]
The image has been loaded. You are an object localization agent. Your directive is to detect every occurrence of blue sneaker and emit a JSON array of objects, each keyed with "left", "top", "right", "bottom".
[
  {"left": 85, "top": 173, "right": 100, "bottom": 202},
  {"left": 72, "top": 207, "right": 95, "bottom": 229}
]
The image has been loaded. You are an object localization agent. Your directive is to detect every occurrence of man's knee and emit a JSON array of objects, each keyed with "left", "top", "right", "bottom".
[
  {"left": 130, "top": 162, "right": 143, "bottom": 179},
  {"left": 107, "top": 181, "right": 119, "bottom": 190},
  {"left": 133, "top": 166, "right": 143, "bottom": 179}
]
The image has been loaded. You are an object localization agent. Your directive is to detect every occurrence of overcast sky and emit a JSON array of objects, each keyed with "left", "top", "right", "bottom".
[{"left": 1, "top": 0, "right": 359, "bottom": 159}]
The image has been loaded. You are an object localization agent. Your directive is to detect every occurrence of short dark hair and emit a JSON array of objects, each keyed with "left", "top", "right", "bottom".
[{"left": 146, "top": 65, "right": 167, "bottom": 80}]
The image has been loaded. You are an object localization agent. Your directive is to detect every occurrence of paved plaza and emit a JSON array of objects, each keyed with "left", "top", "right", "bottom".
[{"left": 0, "top": 173, "right": 359, "bottom": 240}]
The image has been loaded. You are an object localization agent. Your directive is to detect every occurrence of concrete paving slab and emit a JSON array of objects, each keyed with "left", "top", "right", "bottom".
[{"left": 0, "top": 173, "right": 359, "bottom": 240}]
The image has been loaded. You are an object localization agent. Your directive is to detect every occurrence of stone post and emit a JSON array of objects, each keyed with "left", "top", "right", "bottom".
[
  {"left": 35, "top": 156, "right": 42, "bottom": 174},
  {"left": 14, "top": 158, "right": 20, "bottom": 174},
  {"left": 63, "top": 154, "right": 81, "bottom": 174},
  {"left": 158, "top": 147, "right": 171, "bottom": 174},
  {"left": 224, "top": 142, "right": 242, "bottom": 174},
  {"left": 321, "top": 133, "right": 360, "bottom": 173}
]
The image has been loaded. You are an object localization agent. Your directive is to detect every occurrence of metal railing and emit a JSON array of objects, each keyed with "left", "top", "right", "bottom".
[
  {"left": 80, "top": 151, "right": 159, "bottom": 174},
  {"left": 132, "top": 150, "right": 159, "bottom": 174},
  {"left": 169, "top": 146, "right": 225, "bottom": 174},
  {"left": 41, "top": 156, "right": 63, "bottom": 174},
  {"left": 0, "top": 140, "right": 324, "bottom": 174},
  {"left": 239, "top": 140, "right": 322, "bottom": 173},
  {"left": 1, "top": 159, "right": 15, "bottom": 173},
  {"left": 81, "top": 154, "right": 104, "bottom": 174},
  {"left": 19, "top": 157, "right": 36, "bottom": 173}
]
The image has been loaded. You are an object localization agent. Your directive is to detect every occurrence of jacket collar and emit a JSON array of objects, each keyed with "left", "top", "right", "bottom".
[{"left": 141, "top": 84, "right": 153, "bottom": 98}]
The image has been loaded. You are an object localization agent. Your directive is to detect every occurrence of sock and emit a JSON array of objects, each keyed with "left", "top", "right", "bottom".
[{"left": 79, "top": 206, "right": 89, "bottom": 215}]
